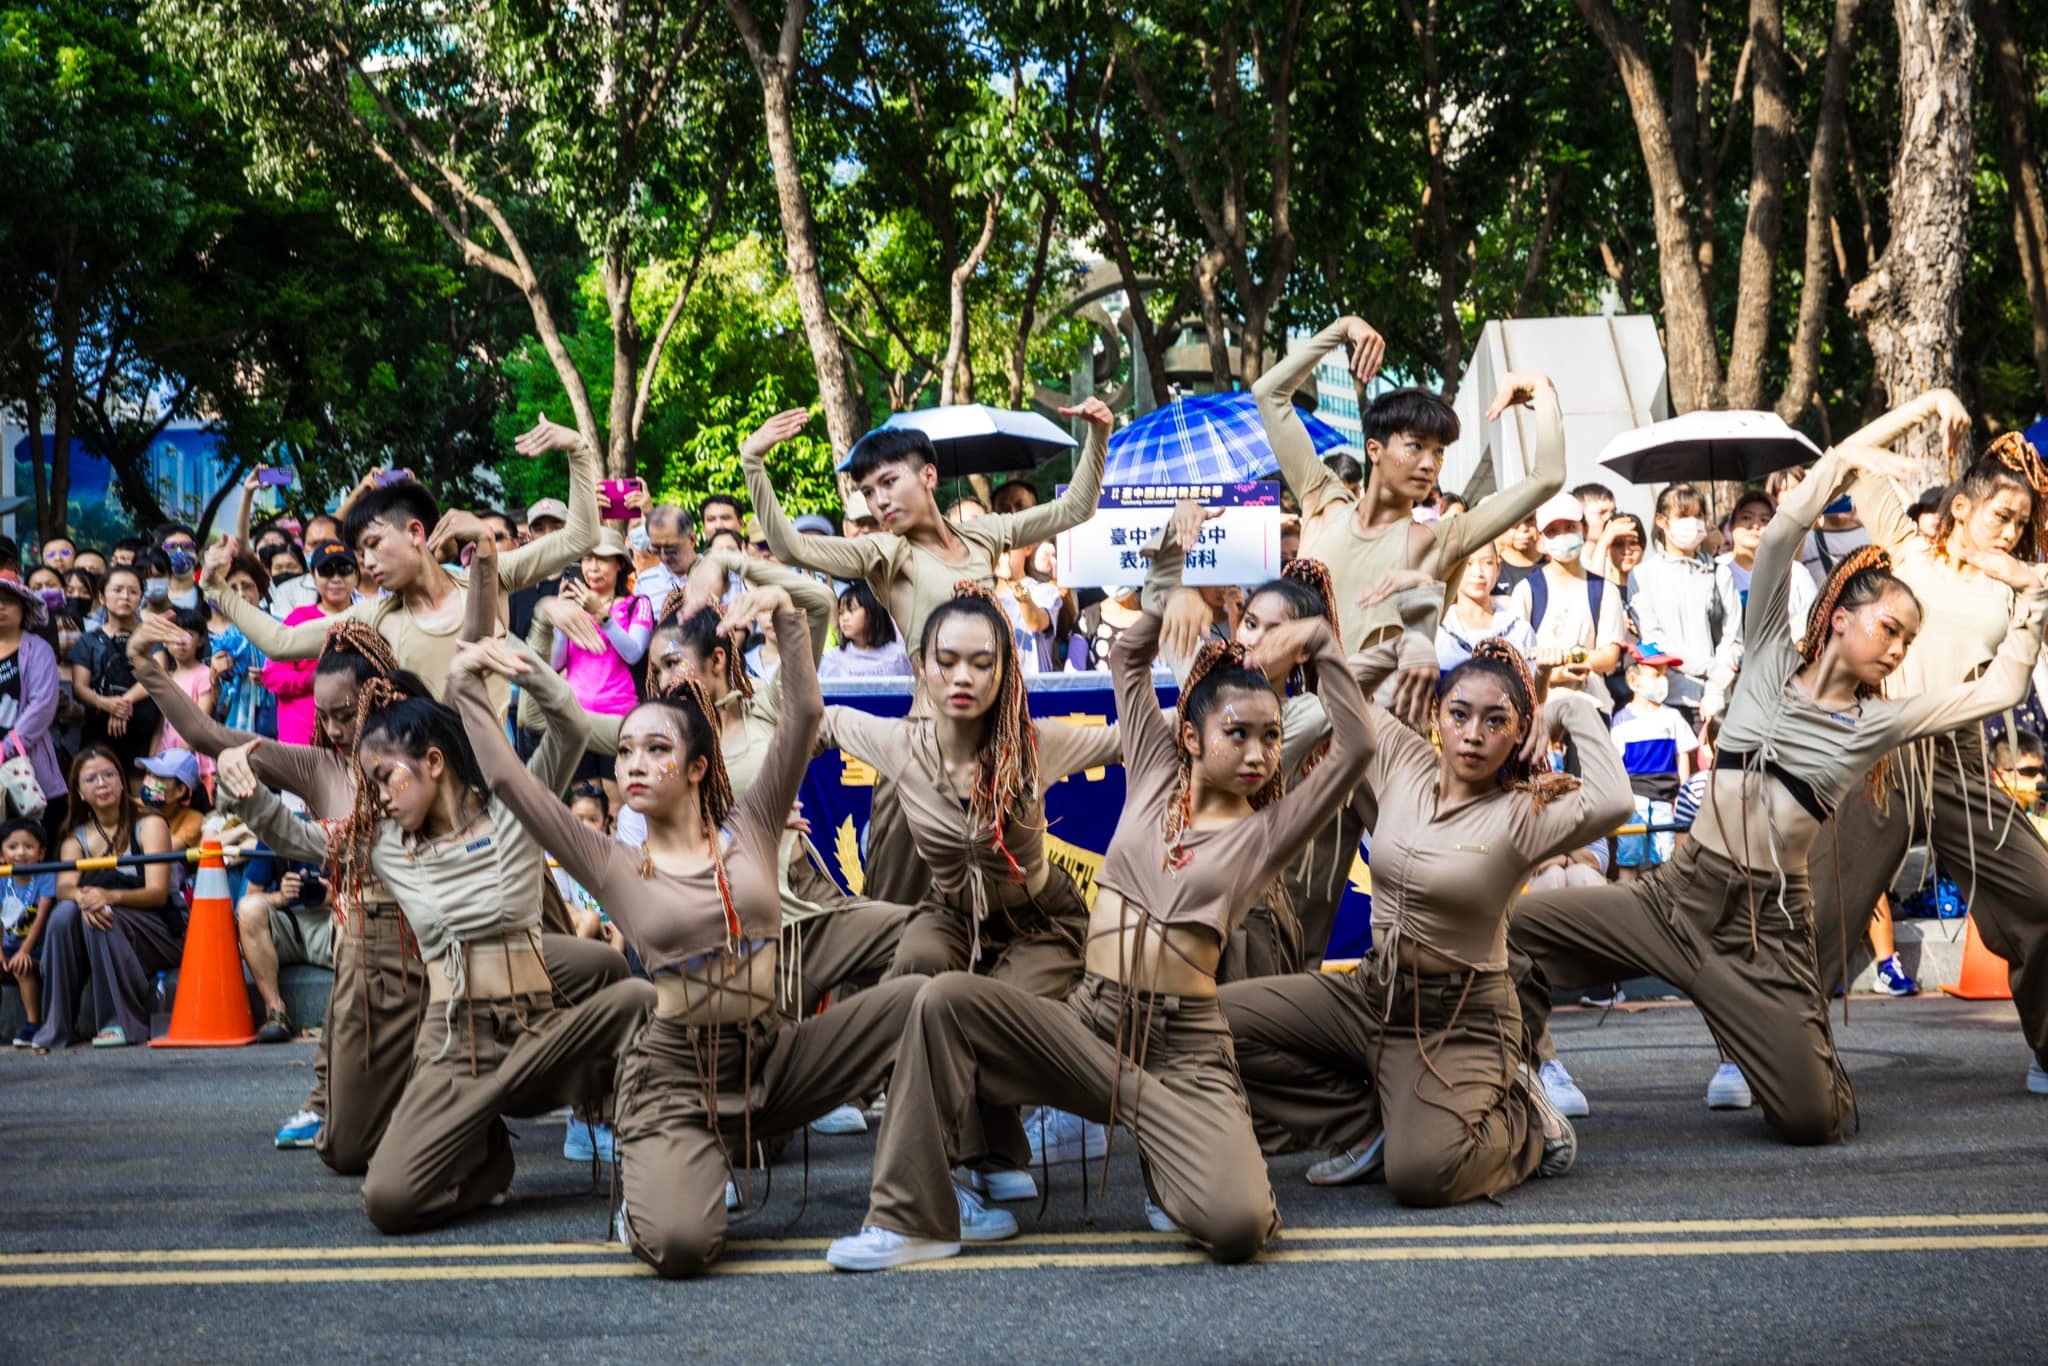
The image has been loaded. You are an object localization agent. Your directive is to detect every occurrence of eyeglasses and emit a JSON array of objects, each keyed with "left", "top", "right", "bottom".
[
  {"left": 2012, "top": 765, "right": 2043, "bottom": 779},
  {"left": 650, "top": 542, "right": 688, "bottom": 558},
  {"left": 315, "top": 561, "right": 358, "bottom": 578}
]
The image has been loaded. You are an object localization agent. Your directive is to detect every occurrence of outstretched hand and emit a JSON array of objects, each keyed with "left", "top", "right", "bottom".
[
  {"left": 1959, "top": 547, "right": 2048, "bottom": 593},
  {"left": 718, "top": 586, "right": 792, "bottom": 636},
  {"left": 1830, "top": 442, "right": 1920, "bottom": 488},
  {"left": 1934, "top": 390, "right": 1972, "bottom": 464},
  {"left": 1485, "top": 372, "right": 1552, "bottom": 422},
  {"left": 1057, "top": 397, "right": 1115, "bottom": 437},
  {"left": 1159, "top": 588, "right": 1213, "bottom": 664},
  {"left": 537, "top": 596, "right": 605, "bottom": 653},
  {"left": 217, "top": 742, "right": 260, "bottom": 802},
  {"left": 202, "top": 538, "right": 237, "bottom": 587},
  {"left": 742, "top": 409, "right": 812, "bottom": 462},
  {"left": 126, "top": 612, "right": 186, "bottom": 665},
  {"left": 426, "top": 509, "right": 491, "bottom": 561},
  {"left": 514, "top": 414, "right": 587, "bottom": 458},
  {"left": 1340, "top": 316, "right": 1386, "bottom": 388},
  {"left": 1246, "top": 616, "right": 1325, "bottom": 679},
  {"left": 452, "top": 638, "right": 533, "bottom": 680}
]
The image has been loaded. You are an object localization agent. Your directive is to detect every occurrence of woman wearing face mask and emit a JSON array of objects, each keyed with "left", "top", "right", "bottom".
[
  {"left": 453, "top": 588, "right": 922, "bottom": 1277},
  {"left": 1221, "top": 625, "right": 1631, "bottom": 1204},
  {"left": 68, "top": 565, "right": 161, "bottom": 769},
  {"left": 1510, "top": 442, "right": 2048, "bottom": 1145},
  {"left": 0, "top": 579, "right": 66, "bottom": 835},
  {"left": 1627, "top": 484, "right": 1718, "bottom": 721},
  {"left": 1798, "top": 394, "right": 2048, "bottom": 1098},
  {"left": 825, "top": 512, "right": 1373, "bottom": 1271},
  {"left": 34, "top": 745, "right": 180, "bottom": 1048},
  {"left": 263, "top": 540, "right": 361, "bottom": 745}
]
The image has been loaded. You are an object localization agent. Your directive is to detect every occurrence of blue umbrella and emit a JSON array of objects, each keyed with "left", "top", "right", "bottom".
[
  {"left": 1106, "top": 392, "right": 1348, "bottom": 486},
  {"left": 854, "top": 404, "right": 1078, "bottom": 477}
]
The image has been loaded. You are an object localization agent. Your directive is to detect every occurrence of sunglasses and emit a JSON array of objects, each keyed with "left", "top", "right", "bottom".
[
  {"left": 2012, "top": 765, "right": 2044, "bottom": 779},
  {"left": 315, "top": 561, "right": 358, "bottom": 578}
]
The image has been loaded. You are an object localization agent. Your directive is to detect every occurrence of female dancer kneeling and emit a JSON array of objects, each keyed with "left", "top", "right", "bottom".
[
  {"left": 1511, "top": 443, "right": 2048, "bottom": 1144},
  {"left": 827, "top": 512, "right": 1372, "bottom": 1271},
  {"left": 453, "top": 588, "right": 926, "bottom": 1277},
  {"left": 1156, "top": 556, "right": 1359, "bottom": 976},
  {"left": 1220, "top": 627, "right": 1631, "bottom": 1204}
]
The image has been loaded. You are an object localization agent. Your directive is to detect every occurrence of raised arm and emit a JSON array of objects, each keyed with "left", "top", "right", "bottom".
[
  {"left": 985, "top": 401, "right": 1110, "bottom": 548},
  {"left": 741, "top": 410, "right": 889, "bottom": 583},
  {"left": 711, "top": 549, "right": 835, "bottom": 665},
  {"left": 1251, "top": 621, "right": 1376, "bottom": 877},
  {"left": 1751, "top": 447, "right": 1853, "bottom": 659},
  {"left": 447, "top": 647, "right": 615, "bottom": 893},
  {"left": 1034, "top": 718, "right": 1124, "bottom": 784},
  {"left": 126, "top": 621, "right": 260, "bottom": 759},
  {"left": 1845, "top": 463, "right": 1918, "bottom": 555},
  {"left": 1893, "top": 583, "right": 2048, "bottom": 743},
  {"left": 1517, "top": 690, "right": 1636, "bottom": 861},
  {"left": 1255, "top": 318, "right": 1361, "bottom": 522},
  {"left": 730, "top": 603, "right": 824, "bottom": 845},
  {"left": 495, "top": 420, "right": 603, "bottom": 590},
  {"left": 1441, "top": 375, "right": 1566, "bottom": 561},
  {"left": 203, "top": 563, "right": 356, "bottom": 661},
  {"left": 1841, "top": 387, "right": 1970, "bottom": 455},
  {"left": 218, "top": 781, "right": 331, "bottom": 869}
]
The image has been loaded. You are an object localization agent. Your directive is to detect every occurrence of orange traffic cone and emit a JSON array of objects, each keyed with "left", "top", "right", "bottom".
[
  {"left": 1939, "top": 913, "right": 2015, "bottom": 1002},
  {"left": 150, "top": 837, "right": 258, "bottom": 1047}
]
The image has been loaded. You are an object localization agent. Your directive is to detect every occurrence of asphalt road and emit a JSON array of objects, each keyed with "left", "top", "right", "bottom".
[{"left": 5, "top": 995, "right": 2044, "bottom": 1364}]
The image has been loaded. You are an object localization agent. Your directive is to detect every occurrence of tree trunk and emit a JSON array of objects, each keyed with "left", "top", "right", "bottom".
[
  {"left": 940, "top": 194, "right": 1001, "bottom": 407},
  {"left": 1723, "top": 0, "right": 1791, "bottom": 409},
  {"left": 1978, "top": 0, "right": 2048, "bottom": 403},
  {"left": 1008, "top": 193, "right": 1058, "bottom": 409},
  {"left": 602, "top": 246, "right": 642, "bottom": 480},
  {"left": 1195, "top": 248, "right": 1233, "bottom": 389},
  {"left": 1777, "top": 0, "right": 1862, "bottom": 421},
  {"left": 1574, "top": 0, "right": 1725, "bottom": 412},
  {"left": 1846, "top": 0, "right": 1976, "bottom": 488}
]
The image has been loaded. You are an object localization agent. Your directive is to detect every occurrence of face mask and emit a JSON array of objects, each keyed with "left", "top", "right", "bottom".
[
  {"left": 167, "top": 548, "right": 197, "bottom": 577},
  {"left": 1635, "top": 673, "right": 1669, "bottom": 704},
  {"left": 144, "top": 578, "right": 170, "bottom": 603},
  {"left": 37, "top": 587, "right": 64, "bottom": 611},
  {"left": 65, "top": 596, "right": 92, "bottom": 620},
  {"left": 1665, "top": 517, "right": 1707, "bottom": 552},
  {"left": 139, "top": 781, "right": 169, "bottom": 809},
  {"left": 1539, "top": 532, "right": 1584, "bottom": 564}
]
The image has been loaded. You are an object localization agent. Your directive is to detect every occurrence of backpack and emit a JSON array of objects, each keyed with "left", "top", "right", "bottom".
[{"left": 1525, "top": 571, "right": 1607, "bottom": 635}]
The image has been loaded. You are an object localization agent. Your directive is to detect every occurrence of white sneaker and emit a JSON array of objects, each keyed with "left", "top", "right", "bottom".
[
  {"left": 1706, "top": 1062, "right": 1754, "bottom": 1110},
  {"left": 1579, "top": 986, "right": 1626, "bottom": 1008},
  {"left": 1538, "top": 1059, "right": 1590, "bottom": 1118},
  {"left": 959, "top": 1166, "right": 1038, "bottom": 1202},
  {"left": 953, "top": 1183, "right": 1019, "bottom": 1243},
  {"left": 826, "top": 1226, "right": 961, "bottom": 1272},
  {"left": 724, "top": 1181, "right": 739, "bottom": 1212},
  {"left": 2028, "top": 1058, "right": 2048, "bottom": 1095},
  {"left": 1145, "top": 1198, "right": 1179, "bottom": 1234},
  {"left": 1518, "top": 1063, "right": 1578, "bottom": 1178},
  {"left": 1304, "top": 1130, "right": 1386, "bottom": 1186},
  {"left": 613, "top": 1206, "right": 631, "bottom": 1247},
  {"left": 1029, "top": 1107, "right": 1109, "bottom": 1166},
  {"left": 809, "top": 1103, "right": 868, "bottom": 1136}
]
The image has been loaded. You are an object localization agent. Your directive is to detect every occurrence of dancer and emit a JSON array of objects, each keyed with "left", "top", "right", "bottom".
[
  {"left": 453, "top": 587, "right": 924, "bottom": 1277},
  {"left": 1154, "top": 551, "right": 1356, "bottom": 974},
  {"left": 1800, "top": 393, "right": 2048, "bottom": 1096},
  {"left": 202, "top": 417, "right": 600, "bottom": 704},
  {"left": 741, "top": 403, "right": 1110, "bottom": 906},
  {"left": 1257, "top": 316, "right": 1563, "bottom": 720},
  {"left": 126, "top": 612, "right": 428, "bottom": 1163},
  {"left": 826, "top": 511, "right": 1373, "bottom": 1271},
  {"left": 1220, "top": 615, "right": 1631, "bottom": 1205},
  {"left": 1510, "top": 442, "right": 2048, "bottom": 1144}
]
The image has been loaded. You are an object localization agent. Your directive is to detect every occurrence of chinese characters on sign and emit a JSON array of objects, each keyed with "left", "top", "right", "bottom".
[{"left": 1054, "top": 482, "right": 1283, "bottom": 588}]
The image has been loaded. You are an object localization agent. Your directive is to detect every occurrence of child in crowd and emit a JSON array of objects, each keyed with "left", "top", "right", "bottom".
[
  {"left": 819, "top": 581, "right": 912, "bottom": 678},
  {"left": 154, "top": 607, "right": 217, "bottom": 791},
  {"left": 1993, "top": 729, "right": 2047, "bottom": 824},
  {"left": 554, "top": 783, "right": 624, "bottom": 954},
  {"left": 136, "top": 749, "right": 206, "bottom": 852},
  {"left": 1, "top": 818, "right": 53, "bottom": 1048},
  {"left": 1609, "top": 643, "right": 1697, "bottom": 880}
]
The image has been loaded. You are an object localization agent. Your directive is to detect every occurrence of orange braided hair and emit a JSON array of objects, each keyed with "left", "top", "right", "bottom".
[
  {"left": 641, "top": 678, "right": 743, "bottom": 949},
  {"left": 1460, "top": 637, "right": 1581, "bottom": 808},
  {"left": 925, "top": 582, "right": 1039, "bottom": 883},
  {"left": 1802, "top": 544, "right": 1915, "bottom": 804},
  {"left": 1985, "top": 431, "right": 2048, "bottom": 561},
  {"left": 319, "top": 620, "right": 400, "bottom": 676},
  {"left": 1162, "top": 641, "right": 1284, "bottom": 870},
  {"left": 323, "top": 674, "right": 411, "bottom": 920}
]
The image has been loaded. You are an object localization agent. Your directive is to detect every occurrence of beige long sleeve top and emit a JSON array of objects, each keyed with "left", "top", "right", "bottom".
[
  {"left": 1093, "top": 605, "right": 1374, "bottom": 943},
  {"left": 1258, "top": 320, "right": 1566, "bottom": 649},
  {"left": 1716, "top": 447, "right": 2048, "bottom": 818},
  {"left": 205, "top": 442, "right": 601, "bottom": 710},
  {"left": 743, "top": 423, "right": 1105, "bottom": 654},
  {"left": 457, "top": 606, "right": 821, "bottom": 973}
]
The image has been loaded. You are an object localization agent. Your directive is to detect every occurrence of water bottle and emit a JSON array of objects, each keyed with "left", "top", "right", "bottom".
[{"left": 150, "top": 971, "right": 172, "bottom": 1039}]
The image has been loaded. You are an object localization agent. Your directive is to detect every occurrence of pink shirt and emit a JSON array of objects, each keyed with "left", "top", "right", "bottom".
[
  {"left": 260, "top": 604, "right": 332, "bottom": 745},
  {"left": 560, "top": 594, "right": 653, "bottom": 716}
]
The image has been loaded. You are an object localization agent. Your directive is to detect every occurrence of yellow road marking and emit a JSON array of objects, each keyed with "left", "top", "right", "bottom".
[
  {"left": 5, "top": 1211, "right": 2047, "bottom": 1268},
  {"left": 3, "top": 1226, "right": 2047, "bottom": 1287}
]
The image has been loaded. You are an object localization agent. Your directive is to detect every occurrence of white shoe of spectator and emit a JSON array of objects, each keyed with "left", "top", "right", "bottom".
[
  {"left": 809, "top": 1103, "right": 868, "bottom": 1135},
  {"left": 1706, "top": 1062, "right": 1754, "bottom": 1110},
  {"left": 2028, "top": 1058, "right": 2048, "bottom": 1096},
  {"left": 959, "top": 1166, "right": 1038, "bottom": 1202},
  {"left": 1145, "top": 1198, "right": 1179, "bottom": 1234},
  {"left": 1029, "top": 1107, "right": 1108, "bottom": 1166},
  {"left": 1538, "top": 1059, "right": 1590, "bottom": 1118}
]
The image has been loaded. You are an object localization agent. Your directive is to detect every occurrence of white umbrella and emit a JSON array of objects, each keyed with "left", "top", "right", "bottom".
[
  {"left": 1598, "top": 410, "right": 1822, "bottom": 485},
  {"left": 856, "top": 404, "right": 1078, "bottom": 477}
]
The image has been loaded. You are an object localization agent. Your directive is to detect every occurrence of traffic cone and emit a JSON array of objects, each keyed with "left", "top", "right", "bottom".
[
  {"left": 150, "top": 837, "right": 258, "bottom": 1047},
  {"left": 1939, "top": 913, "right": 2015, "bottom": 1002}
]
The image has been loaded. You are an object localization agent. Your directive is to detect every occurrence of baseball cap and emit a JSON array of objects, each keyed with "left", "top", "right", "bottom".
[
  {"left": 1631, "top": 640, "right": 1685, "bottom": 670},
  {"left": 137, "top": 749, "right": 201, "bottom": 792},
  {"left": 307, "top": 538, "right": 355, "bottom": 573},
  {"left": 526, "top": 497, "right": 570, "bottom": 528},
  {"left": 842, "top": 490, "right": 872, "bottom": 520},
  {"left": 1535, "top": 491, "right": 1585, "bottom": 530},
  {"left": 792, "top": 514, "right": 836, "bottom": 537}
]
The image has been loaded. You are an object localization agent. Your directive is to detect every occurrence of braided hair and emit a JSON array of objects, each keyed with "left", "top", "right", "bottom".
[
  {"left": 919, "top": 583, "right": 1040, "bottom": 882},
  {"left": 1162, "top": 641, "right": 1283, "bottom": 871},
  {"left": 634, "top": 678, "right": 743, "bottom": 948},
  {"left": 323, "top": 674, "right": 439, "bottom": 918},
  {"left": 674, "top": 605, "right": 755, "bottom": 703},
  {"left": 1247, "top": 557, "right": 1340, "bottom": 774},
  {"left": 1935, "top": 431, "right": 2048, "bottom": 563},
  {"left": 1801, "top": 545, "right": 1920, "bottom": 805},
  {"left": 1439, "top": 637, "right": 1581, "bottom": 808}
]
